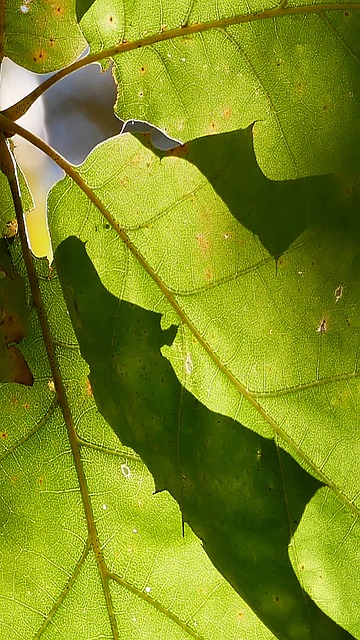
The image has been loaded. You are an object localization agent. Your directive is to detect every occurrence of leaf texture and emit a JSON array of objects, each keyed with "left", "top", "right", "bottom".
[
  {"left": 0, "top": 241, "right": 271, "bottom": 639},
  {"left": 48, "top": 130, "right": 360, "bottom": 638},
  {"left": 55, "top": 234, "right": 354, "bottom": 640},
  {"left": 79, "top": 0, "right": 360, "bottom": 178}
]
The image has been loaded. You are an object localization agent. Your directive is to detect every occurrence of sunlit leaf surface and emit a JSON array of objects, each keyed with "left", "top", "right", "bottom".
[
  {"left": 0, "top": 242, "right": 270, "bottom": 639},
  {"left": 48, "top": 130, "right": 360, "bottom": 638},
  {"left": 1, "top": 1, "right": 360, "bottom": 638},
  {"left": 80, "top": 0, "right": 360, "bottom": 178}
]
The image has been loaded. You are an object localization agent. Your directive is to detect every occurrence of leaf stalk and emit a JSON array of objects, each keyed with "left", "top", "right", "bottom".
[{"left": 0, "top": 132, "right": 120, "bottom": 640}]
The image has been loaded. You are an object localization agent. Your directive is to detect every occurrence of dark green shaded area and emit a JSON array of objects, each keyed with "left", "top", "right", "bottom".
[
  {"left": 0, "top": 239, "right": 33, "bottom": 385},
  {"left": 145, "top": 126, "right": 360, "bottom": 257},
  {"left": 56, "top": 236, "right": 354, "bottom": 640},
  {"left": 76, "top": 0, "right": 97, "bottom": 21}
]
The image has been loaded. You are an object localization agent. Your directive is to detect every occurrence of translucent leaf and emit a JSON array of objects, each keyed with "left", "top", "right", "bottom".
[
  {"left": 55, "top": 234, "right": 354, "bottom": 640},
  {"left": 4, "top": 0, "right": 86, "bottom": 71},
  {"left": 48, "top": 130, "right": 360, "bottom": 638}
]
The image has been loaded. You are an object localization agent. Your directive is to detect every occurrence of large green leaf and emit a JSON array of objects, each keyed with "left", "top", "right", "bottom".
[
  {"left": 0, "top": 240, "right": 269, "bottom": 639},
  {"left": 48, "top": 129, "right": 360, "bottom": 638},
  {"left": 79, "top": 0, "right": 360, "bottom": 178},
  {"left": 55, "top": 234, "right": 354, "bottom": 640}
]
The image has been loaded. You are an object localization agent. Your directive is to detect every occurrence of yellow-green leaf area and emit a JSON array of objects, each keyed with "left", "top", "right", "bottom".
[
  {"left": 0, "top": 240, "right": 273, "bottom": 639},
  {"left": 4, "top": 0, "right": 86, "bottom": 71},
  {"left": 48, "top": 130, "right": 360, "bottom": 637}
]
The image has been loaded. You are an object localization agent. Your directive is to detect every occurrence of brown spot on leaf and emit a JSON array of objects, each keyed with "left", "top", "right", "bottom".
[
  {"left": 53, "top": 4, "right": 64, "bottom": 16},
  {"left": 196, "top": 232, "right": 211, "bottom": 257},
  {"left": 4, "top": 220, "right": 18, "bottom": 238},
  {"left": 222, "top": 107, "right": 232, "bottom": 120},
  {"left": 204, "top": 267, "right": 213, "bottom": 281},
  {"left": 32, "top": 49, "right": 47, "bottom": 63},
  {"left": 1, "top": 432, "right": 8, "bottom": 440}
]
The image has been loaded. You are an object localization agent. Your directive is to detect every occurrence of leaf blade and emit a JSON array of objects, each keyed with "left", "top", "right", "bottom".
[
  {"left": 0, "top": 239, "right": 271, "bottom": 639},
  {"left": 79, "top": 0, "right": 360, "bottom": 178},
  {"left": 48, "top": 130, "right": 360, "bottom": 637}
]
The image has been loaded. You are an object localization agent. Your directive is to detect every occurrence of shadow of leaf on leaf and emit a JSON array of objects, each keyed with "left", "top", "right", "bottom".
[
  {"left": 55, "top": 235, "right": 353, "bottom": 640},
  {"left": 151, "top": 126, "right": 360, "bottom": 258}
]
